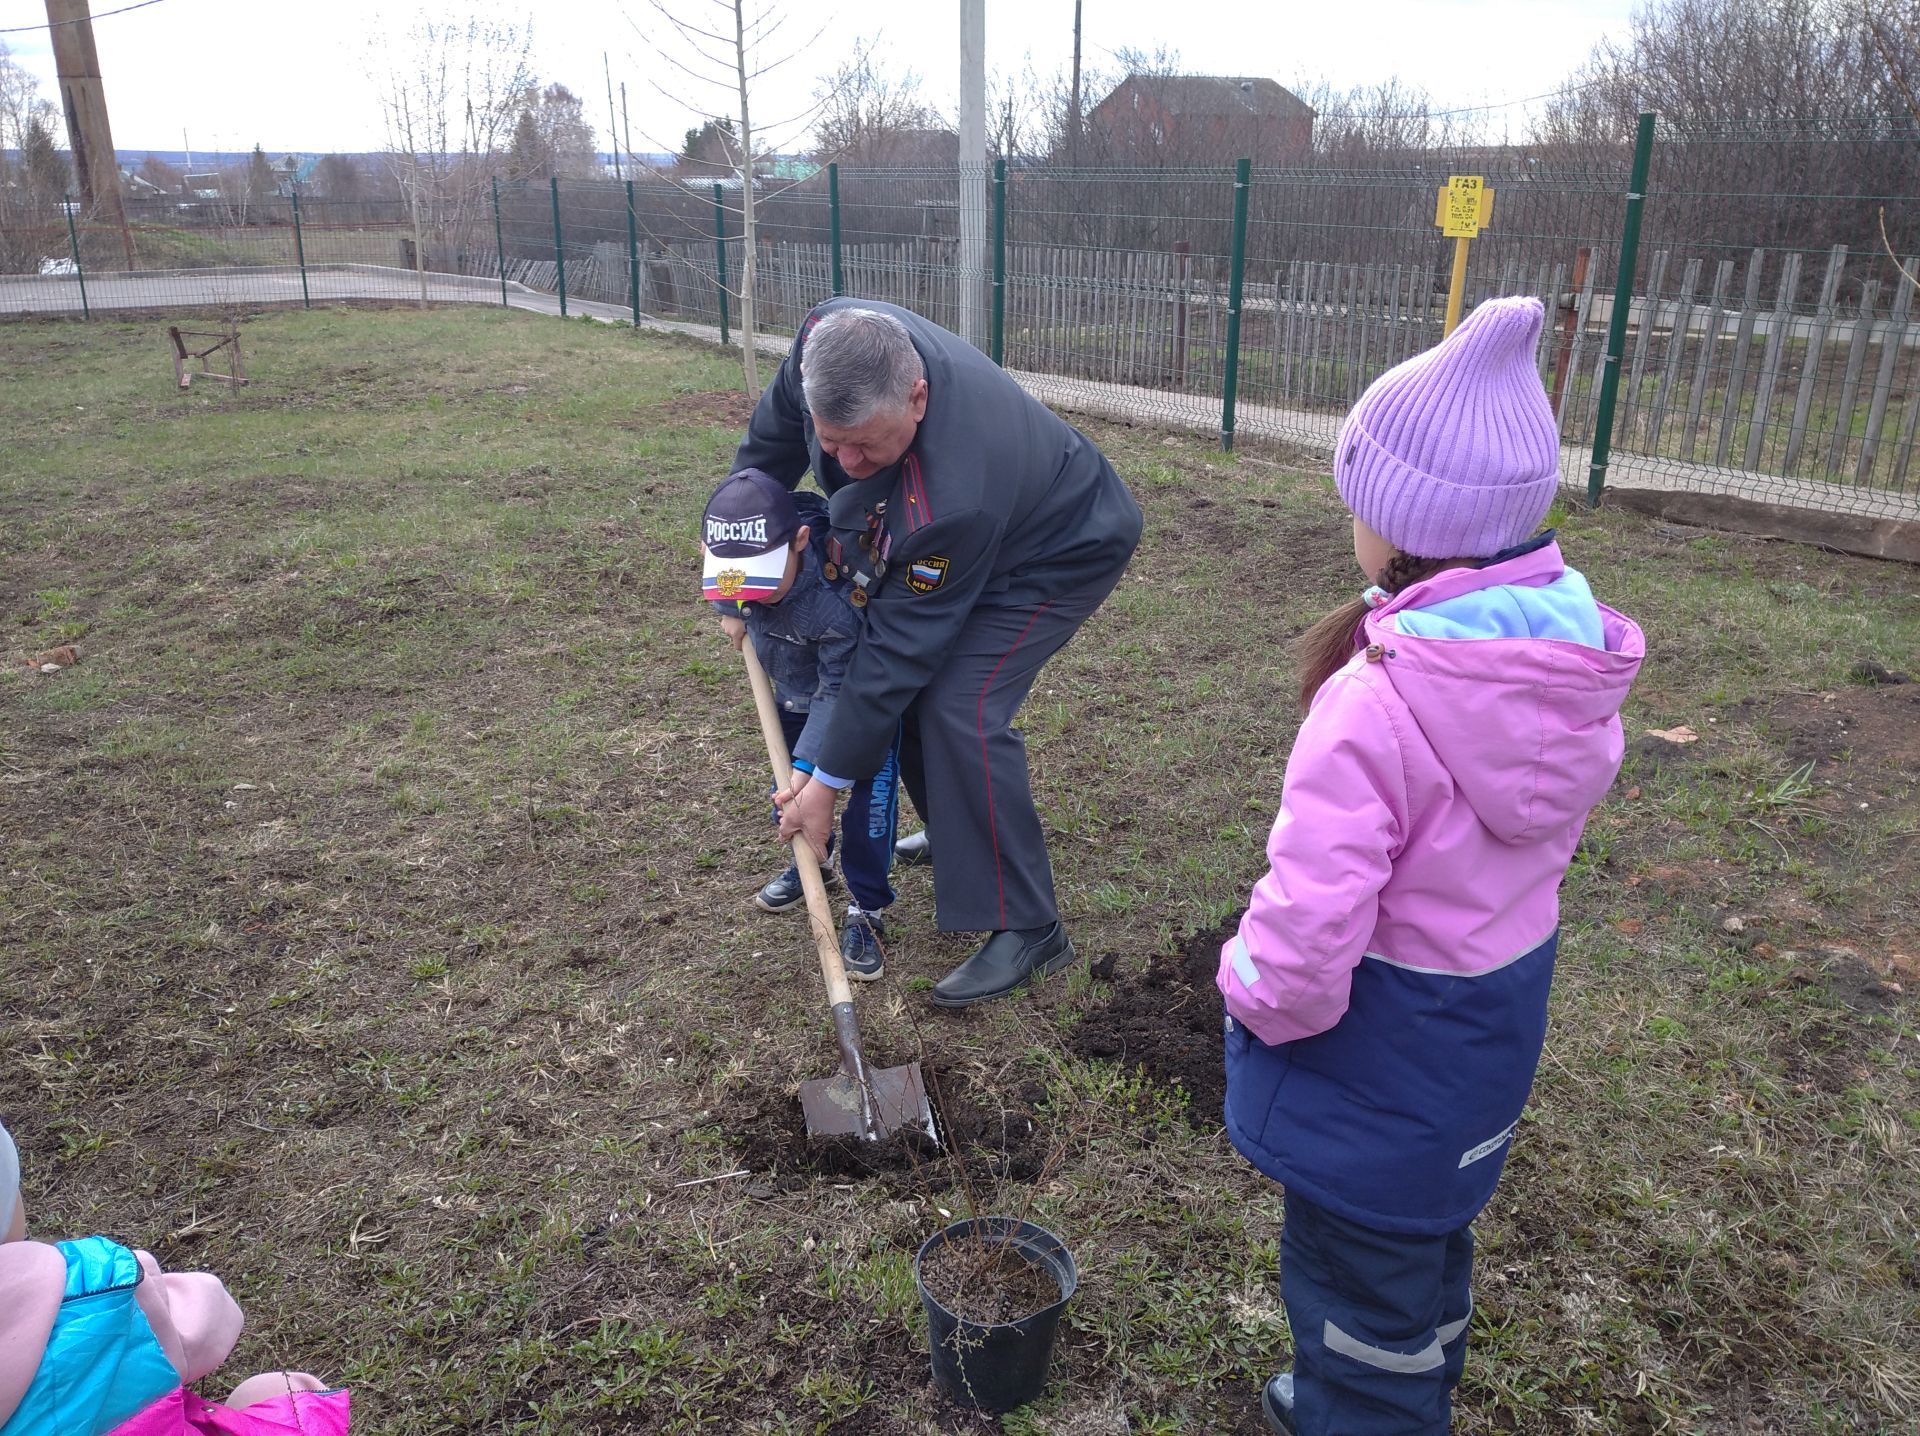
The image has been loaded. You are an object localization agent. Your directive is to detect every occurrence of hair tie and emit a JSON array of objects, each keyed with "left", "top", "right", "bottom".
[{"left": 1362, "top": 584, "right": 1392, "bottom": 609}]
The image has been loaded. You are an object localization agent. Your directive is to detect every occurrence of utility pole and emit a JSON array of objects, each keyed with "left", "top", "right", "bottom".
[
  {"left": 604, "top": 53, "right": 622, "bottom": 181},
  {"left": 46, "top": 0, "right": 134, "bottom": 266},
  {"left": 958, "top": 0, "right": 987, "bottom": 349},
  {"left": 1068, "top": 0, "right": 1083, "bottom": 167}
]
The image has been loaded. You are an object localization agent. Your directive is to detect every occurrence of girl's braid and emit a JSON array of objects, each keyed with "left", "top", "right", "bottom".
[{"left": 1293, "top": 550, "right": 1461, "bottom": 713}]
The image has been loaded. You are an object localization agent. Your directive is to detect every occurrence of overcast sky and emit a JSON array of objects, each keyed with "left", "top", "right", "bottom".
[{"left": 4, "top": 0, "right": 1641, "bottom": 156}]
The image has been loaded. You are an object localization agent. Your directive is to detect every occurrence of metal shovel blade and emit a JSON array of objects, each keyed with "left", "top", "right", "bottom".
[{"left": 800, "top": 1061, "right": 938, "bottom": 1145}]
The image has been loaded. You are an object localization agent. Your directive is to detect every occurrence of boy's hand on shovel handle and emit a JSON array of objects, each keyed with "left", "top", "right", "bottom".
[{"left": 778, "top": 777, "right": 837, "bottom": 865}]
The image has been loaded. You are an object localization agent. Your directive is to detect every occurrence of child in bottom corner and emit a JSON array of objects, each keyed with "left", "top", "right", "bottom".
[
  {"left": 702, "top": 468, "right": 900, "bottom": 978},
  {"left": 0, "top": 1118, "right": 352, "bottom": 1435},
  {"left": 1217, "top": 296, "right": 1645, "bottom": 1436}
]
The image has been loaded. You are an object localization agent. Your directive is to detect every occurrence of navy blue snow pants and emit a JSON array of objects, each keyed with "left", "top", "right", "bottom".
[
  {"left": 1280, "top": 1191, "right": 1474, "bottom": 1436},
  {"left": 776, "top": 709, "right": 899, "bottom": 914}
]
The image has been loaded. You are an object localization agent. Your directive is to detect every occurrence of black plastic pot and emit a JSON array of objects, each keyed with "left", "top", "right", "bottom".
[{"left": 914, "top": 1217, "right": 1078, "bottom": 1412}]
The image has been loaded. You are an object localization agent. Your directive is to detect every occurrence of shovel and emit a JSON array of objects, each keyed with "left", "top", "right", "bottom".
[{"left": 741, "top": 639, "right": 937, "bottom": 1146}]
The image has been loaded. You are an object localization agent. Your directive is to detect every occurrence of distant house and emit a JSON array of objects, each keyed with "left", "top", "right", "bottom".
[
  {"left": 271, "top": 156, "right": 319, "bottom": 196},
  {"left": 1086, "top": 75, "right": 1314, "bottom": 163}
]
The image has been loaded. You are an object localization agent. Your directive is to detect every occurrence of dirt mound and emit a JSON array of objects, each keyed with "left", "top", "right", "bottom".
[
  {"left": 1772, "top": 681, "right": 1920, "bottom": 775},
  {"left": 730, "top": 1065, "right": 1048, "bottom": 1194},
  {"left": 1071, "top": 920, "right": 1235, "bottom": 1131}
]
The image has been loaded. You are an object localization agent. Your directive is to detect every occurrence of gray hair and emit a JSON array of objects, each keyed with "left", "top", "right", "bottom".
[{"left": 800, "top": 308, "right": 925, "bottom": 427}]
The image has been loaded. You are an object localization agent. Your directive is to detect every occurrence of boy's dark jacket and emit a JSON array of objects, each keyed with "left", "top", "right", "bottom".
[{"left": 716, "top": 492, "right": 857, "bottom": 772}]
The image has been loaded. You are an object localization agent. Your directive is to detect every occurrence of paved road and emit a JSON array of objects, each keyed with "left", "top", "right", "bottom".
[{"left": 8, "top": 263, "right": 1914, "bottom": 539}]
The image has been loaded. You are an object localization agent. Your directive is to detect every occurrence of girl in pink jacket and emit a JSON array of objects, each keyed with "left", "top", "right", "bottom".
[
  {"left": 0, "top": 1120, "right": 351, "bottom": 1436},
  {"left": 1218, "top": 297, "right": 1644, "bottom": 1436}
]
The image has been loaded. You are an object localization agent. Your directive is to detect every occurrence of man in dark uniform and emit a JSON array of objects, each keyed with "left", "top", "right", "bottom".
[{"left": 738, "top": 299, "right": 1142, "bottom": 1007}]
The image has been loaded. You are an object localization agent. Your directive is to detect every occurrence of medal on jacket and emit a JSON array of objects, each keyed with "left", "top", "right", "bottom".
[{"left": 848, "top": 499, "right": 889, "bottom": 607}]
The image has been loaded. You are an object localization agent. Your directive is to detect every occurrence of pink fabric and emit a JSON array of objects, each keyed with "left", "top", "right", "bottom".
[
  {"left": 109, "top": 1387, "right": 351, "bottom": 1436},
  {"left": 0, "top": 1242, "right": 67, "bottom": 1428},
  {"left": 1220, "top": 542, "right": 1643, "bottom": 1046},
  {"left": 133, "top": 1251, "right": 244, "bottom": 1384}
]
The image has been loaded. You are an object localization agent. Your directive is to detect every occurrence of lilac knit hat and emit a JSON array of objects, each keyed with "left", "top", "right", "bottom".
[{"left": 1335, "top": 295, "right": 1559, "bottom": 559}]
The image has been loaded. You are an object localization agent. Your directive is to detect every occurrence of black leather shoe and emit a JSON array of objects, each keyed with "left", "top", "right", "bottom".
[
  {"left": 929, "top": 923, "right": 1075, "bottom": 1007},
  {"left": 893, "top": 830, "right": 933, "bottom": 867},
  {"left": 1261, "top": 1372, "right": 1297, "bottom": 1435}
]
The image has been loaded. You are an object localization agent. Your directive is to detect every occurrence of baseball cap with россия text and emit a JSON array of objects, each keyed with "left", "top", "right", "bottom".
[{"left": 700, "top": 469, "right": 801, "bottom": 603}]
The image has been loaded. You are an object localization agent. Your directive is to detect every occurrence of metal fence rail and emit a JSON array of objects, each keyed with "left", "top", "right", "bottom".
[{"left": 5, "top": 121, "right": 1918, "bottom": 534}]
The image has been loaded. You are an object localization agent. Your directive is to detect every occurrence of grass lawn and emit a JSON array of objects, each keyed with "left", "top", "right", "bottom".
[{"left": 2, "top": 306, "right": 1917, "bottom": 1435}]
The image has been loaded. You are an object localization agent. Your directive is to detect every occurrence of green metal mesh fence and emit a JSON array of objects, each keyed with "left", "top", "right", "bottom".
[
  {"left": 1604, "top": 122, "right": 1920, "bottom": 520},
  {"left": 5, "top": 126, "right": 1918, "bottom": 529}
]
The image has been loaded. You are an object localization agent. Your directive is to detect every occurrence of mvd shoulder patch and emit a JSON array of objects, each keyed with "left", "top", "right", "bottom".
[{"left": 906, "top": 556, "right": 949, "bottom": 594}]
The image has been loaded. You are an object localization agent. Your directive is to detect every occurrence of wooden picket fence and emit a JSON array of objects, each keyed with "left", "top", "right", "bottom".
[{"left": 480, "top": 233, "right": 1918, "bottom": 495}]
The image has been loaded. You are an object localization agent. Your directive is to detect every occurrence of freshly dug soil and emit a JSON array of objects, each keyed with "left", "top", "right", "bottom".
[
  {"left": 729, "top": 1064, "right": 1048, "bottom": 1193},
  {"left": 919, "top": 1235, "right": 1063, "bottom": 1325},
  {"left": 1071, "top": 919, "right": 1236, "bottom": 1131}
]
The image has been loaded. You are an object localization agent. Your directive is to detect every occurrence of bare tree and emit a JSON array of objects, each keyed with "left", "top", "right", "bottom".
[
  {"left": 1868, "top": 1, "right": 1920, "bottom": 291},
  {"left": 373, "top": 11, "right": 534, "bottom": 303},
  {"left": 1290, "top": 77, "right": 1483, "bottom": 158},
  {"left": 1539, "top": 0, "right": 1909, "bottom": 139},
  {"left": 986, "top": 58, "right": 1046, "bottom": 159},
  {"left": 811, "top": 40, "right": 944, "bottom": 165},
  {"left": 677, "top": 115, "right": 739, "bottom": 175},
  {"left": 627, "top": 0, "right": 834, "bottom": 397},
  {"left": 0, "top": 39, "right": 53, "bottom": 163},
  {"left": 1538, "top": 0, "right": 1920, "bottom": 264},
  {"left": 506, "top": 83, "right": 603, "bottom": 180},
  {"left": 312, "top": 154, "right": 364, "bottom": 202},
  {"left": 0, "top": 41, "right": 71, "bottom": 271}
]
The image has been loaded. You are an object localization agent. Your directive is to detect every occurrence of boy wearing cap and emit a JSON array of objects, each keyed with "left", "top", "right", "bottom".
[{"left": 702, "top": 469, "right": 900, "bottom": 978}]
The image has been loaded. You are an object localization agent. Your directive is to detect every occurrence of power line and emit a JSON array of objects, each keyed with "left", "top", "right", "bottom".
[{"left": 1, "top": 0, "right": 170, "bottom": 35}]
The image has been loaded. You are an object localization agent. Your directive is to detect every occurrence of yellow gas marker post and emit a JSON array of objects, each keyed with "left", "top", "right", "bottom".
[{"left": 1436, "top": 175, "right": 1494, "bottom": 337}]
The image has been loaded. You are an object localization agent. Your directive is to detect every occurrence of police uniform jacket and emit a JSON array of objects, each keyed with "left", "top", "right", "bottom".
[{"left": 733, "top": 298, "right": 1143, "bottom": 782}]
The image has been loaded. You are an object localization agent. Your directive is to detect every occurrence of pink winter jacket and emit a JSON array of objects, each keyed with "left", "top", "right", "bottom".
[
  {"left": 1219, "top": 540, "right": 1645, "bottom": 1047},
  {"left": 1215, "top": 540, "right": 1643, "bottom": 1230}
]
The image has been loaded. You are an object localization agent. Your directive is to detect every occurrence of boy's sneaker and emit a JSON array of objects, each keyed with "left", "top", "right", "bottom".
[
  {"left": 840, "top": 906, "right": 886, "bottom": 981},
  {"left": 754, "top": 863, "right": 840, "bottom": 912}
]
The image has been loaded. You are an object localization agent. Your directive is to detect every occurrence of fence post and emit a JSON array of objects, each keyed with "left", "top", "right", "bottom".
[
  {"left": 828, "top": 163, "right": 844, "bottom": 297},
  {"left": 1587, "top": 111, "right": 1657, "bottom": 508},
  {"left": 625, "top": 178, "right": 642, "bottom": 328},
  {"left": 491, "top": 176, "right": 509, "bottom": 307},
  {"left": 549, "top": 176, "right": 568, "bottom": 318},
  {"left": 62, "top": 194, "right": 89, "bottom": 319},
  {"left": 1222, "top": 158, "right": 1252, "bottom": 451},
  {"left": 713, "top": 182, "right": 731, "bottom": 347},
  {"left": 290, "top": 185, "right": 311, "bottom": 309},
  {"left": 991, "top": 157, "right": 1007, "bottom": 366}
]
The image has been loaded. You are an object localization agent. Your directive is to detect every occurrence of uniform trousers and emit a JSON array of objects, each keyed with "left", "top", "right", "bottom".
[
  {"left": 1280, "top": 1191, "right": 1474, "bottom": 1436},
  {"left": 897, "top": 560, "right": 1128, "bottom": 933}
]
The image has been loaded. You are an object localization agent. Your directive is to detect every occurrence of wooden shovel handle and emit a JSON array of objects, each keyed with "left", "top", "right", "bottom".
[{"left": 741, "top": 639, "right": 855, "bottom": 1009}]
